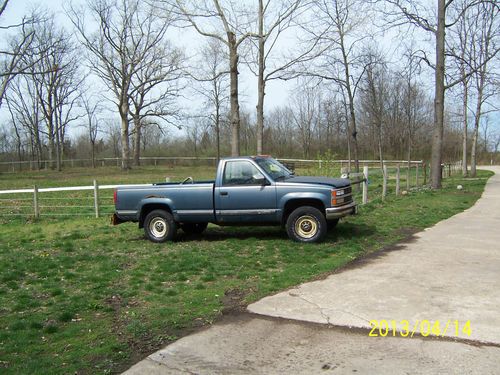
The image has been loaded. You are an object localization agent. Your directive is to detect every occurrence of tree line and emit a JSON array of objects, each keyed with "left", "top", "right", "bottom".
[{"left": 0, "top": 0, "right": 499, "bottom": 187}]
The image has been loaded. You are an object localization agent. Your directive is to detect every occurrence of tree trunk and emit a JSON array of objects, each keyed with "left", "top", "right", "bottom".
[
  {"left": 215, "top": 103, "right": 221, "bottom": 163},
  {"left": 431, "top": 0, "right": 446, "bottom": 189},
  {"left": 407, "top": 131, "right": 411, "bottom": 191},
  {"left": 119, "top": 102, "right": 130, "bottom": 170},
  {"left": 378, "top": 123, "right": 384, "bottom": 172},
  {"left": 339, "top": 33, "right": 359, "bottom": 173},
  {"left": 470, "top": 88, "right": 484, "bottom": 177},
  {"left": 133, "top": 115, "right": 141, "bottom": 167},
  {"left": 91, "top": 140, "right": 96, "bottom": 168},
  {"left": 256, "top": 0, "right": 265, "bottom": 155},
  {"left": 47, "top": 125, "right": 55, "bottom": 170},
  {"left": 470, "top": 123, "right": 479, "bottom": 177},
  {"left": 228, "top": 32, "right": 240, "bottom": 157},
  {"left": 462, "top": 80, "right": 469, "bottom": 177},
  {"left": 471, "top": 69, "right": 487, "bottom": 177},
  {"left": 55, "top": 120, "right": 61, "bottom": 171}
]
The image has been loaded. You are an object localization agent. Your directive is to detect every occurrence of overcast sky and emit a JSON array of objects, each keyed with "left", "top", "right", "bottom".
[
  {"left": 0, "top": 0, "right": 296, "bottom": 138},
  {"left": 1, "top": 0, "right": 498, "bottom": 139}
]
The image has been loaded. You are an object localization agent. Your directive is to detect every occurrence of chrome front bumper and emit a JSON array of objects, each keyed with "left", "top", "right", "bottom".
[{"left": 325, "top": 201, "right": 357, "bottom": 220}]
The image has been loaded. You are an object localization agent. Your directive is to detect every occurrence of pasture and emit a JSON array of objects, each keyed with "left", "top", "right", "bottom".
[{"left": 0, "top": 165, "right": 492, "bottom": 374}]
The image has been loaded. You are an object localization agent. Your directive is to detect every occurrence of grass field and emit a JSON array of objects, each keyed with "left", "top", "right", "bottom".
[{"left": 0, "top": 166, "right": 493, "bottom": 374}]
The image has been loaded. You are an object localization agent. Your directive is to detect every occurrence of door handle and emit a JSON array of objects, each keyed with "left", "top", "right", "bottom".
[{"left": 220, "top": 191, "right": 228, "bottom": 196}]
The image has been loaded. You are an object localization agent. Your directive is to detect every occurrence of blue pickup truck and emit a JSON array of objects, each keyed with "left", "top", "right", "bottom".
[{"left": 113, "top": 156, "right": 356, "bottom": 243}]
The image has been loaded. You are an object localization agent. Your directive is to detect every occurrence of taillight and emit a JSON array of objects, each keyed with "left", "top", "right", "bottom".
[{"left": 113, "top": 189, "right": 117, "bottom": 205}]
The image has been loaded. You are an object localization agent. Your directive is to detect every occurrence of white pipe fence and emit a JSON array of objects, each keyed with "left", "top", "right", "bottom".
[{"left": 0, "top": 183, "right": 151, "bottom": 218}]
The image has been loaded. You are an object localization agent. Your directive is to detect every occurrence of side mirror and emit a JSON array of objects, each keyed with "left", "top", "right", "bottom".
[{"left": 253, "top": 172, "right": 269, "bottom": 185}]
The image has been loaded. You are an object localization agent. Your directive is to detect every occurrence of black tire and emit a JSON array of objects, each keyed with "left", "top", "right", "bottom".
[
  {"left": 327, "top": 219, "right": 339, "bottom": 231},
  {"left": 144, "top": 209, "right": 177, "bottom": 243},
  {"left": 181, "top": 222, "right": 208, "bottom": 235},
  {"left": 286, "top": 206, "right": 327, "bottom": 243}
]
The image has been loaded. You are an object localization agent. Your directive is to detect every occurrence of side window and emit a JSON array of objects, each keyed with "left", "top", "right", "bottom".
[{"left": 223, "top": 161, "right": 264, "bottom": 186}]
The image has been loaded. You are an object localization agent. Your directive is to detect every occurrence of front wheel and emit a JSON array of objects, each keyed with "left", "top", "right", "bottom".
[
  {"left": 144, "top": 210, "right": 177, "bottom": 243},
  {"left": 286, "top": 206, "right": 327, "bottom": 243}
]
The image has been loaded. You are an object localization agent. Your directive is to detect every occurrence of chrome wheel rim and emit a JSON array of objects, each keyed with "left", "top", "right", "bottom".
[
  {"left": 150, "top": 217, "right": 168, "bottom": 238},
  {"left": 295, "top": 215, "right": 318, "bottom": 239}
]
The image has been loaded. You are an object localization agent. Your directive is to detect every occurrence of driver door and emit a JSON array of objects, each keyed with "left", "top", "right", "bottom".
[{"left": 215, "top": 160, "right": 277, "bottom": 223}]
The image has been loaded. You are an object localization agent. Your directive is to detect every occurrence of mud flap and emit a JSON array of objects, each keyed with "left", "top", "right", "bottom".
[{"left": 111, "top": 213, "right": 125, "bottom": 225}]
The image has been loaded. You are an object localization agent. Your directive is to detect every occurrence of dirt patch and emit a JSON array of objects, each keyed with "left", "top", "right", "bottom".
[{"left": 222, "top": 288, "right": 249, "bottom": 315}]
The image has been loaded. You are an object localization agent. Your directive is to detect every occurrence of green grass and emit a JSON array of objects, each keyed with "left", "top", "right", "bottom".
[{"left": 0, "top": 167, "right": 493, "bottom": 374}]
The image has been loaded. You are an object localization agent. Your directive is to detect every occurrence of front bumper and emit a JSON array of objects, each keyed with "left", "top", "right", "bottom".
[{"left": 325, "top": 201, "right": 357, "bottom": 220}]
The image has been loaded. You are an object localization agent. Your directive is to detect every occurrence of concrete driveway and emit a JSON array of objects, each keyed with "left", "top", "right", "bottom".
[{"left": 125, "top": 166, "right": 500, "bottom": 374}]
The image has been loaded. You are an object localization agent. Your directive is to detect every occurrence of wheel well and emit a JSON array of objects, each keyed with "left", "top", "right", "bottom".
[
  {"left": 139, "top": 204, "right": 172, "bottom": 228},
  {"left": 282, "top": 199, "right": 325, "bottom": 224}
]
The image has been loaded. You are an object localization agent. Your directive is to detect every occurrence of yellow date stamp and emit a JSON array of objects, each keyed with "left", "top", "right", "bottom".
[{"left": 368, "top": 320, "right": 472, "bottom": 338}]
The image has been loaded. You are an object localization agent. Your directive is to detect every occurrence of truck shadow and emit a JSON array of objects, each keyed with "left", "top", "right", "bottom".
[{"left": 174, "top": 222, "right": 376, "bottom": 243}]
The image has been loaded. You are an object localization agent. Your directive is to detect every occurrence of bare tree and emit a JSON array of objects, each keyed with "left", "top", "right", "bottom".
[
  {"left": 129, "top": 31, "right": 183, "bottom": 166},
  {"left": 360, "top": 46, "right": 387, "bottom": 171},
  {"left": 191, "top": 39, "right": 230, "bottom": 162},
  {"left": 468, "top": 2, "right": 499, "bottom": 176},
  {"left": 251, "top": 0, "right": 308, "bottom": 155},
  {"left": 451, "top": 0, "right": 473, "bottom": 177},
  {"left": 383, "top": 0, "right": 500, "bottom": 187},
  {"left": 291, "top": 79, "right": 321, "bottom": 159},
  {"left": 69, "top": 0, "right": 174, "bottom": 169},
  {"left": 80, "top": 90, "right": 103, "bottom": 168},
  {"left": 493, "top": 130, "right": 500, "bottom": 163},
  {"left": 400, "top": 45, "right": 423, "bottom": 188},
  {"left": 305, "top": 0, "right": 372, "bottom": 172},
  {"left": 266, "top": 106, "right": 296, "bottom": 157},
  {"left": 0, "top": 1, "right": 40, "bottom": 108},
  {"left": 171, "top": 0, "right": 257, "bottom": 156},
  {"left": 25, "top": 16, "right": 82, "bottom": 171},
  {"left": 5, "top": 74, "right": 44, "bottom": 167}
]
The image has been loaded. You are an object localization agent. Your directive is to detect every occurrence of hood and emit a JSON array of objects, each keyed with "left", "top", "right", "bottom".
[{"left": 282, "top": 176, "right": 351, "bottom": 188}]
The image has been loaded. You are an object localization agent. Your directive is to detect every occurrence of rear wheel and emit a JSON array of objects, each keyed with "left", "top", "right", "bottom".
[
  {"left": 181, "top": 222, "right": 208, "bottom": 235},
  {"left": 144, "top": 210, "right": 177, "bottom": 243},
  {"left": 286, "top": 206, "right": 327, "bottom": 243}
]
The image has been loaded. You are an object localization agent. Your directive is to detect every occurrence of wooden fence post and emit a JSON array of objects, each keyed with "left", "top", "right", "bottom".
[
  {"left": 363, "top": 166, "right": 368, "bottom": 205},
  {"left": 93, "top": 180, "right": 100, "bottom": 218},
  {"left": 396, "top": 165, "right": 400, "bottom": 196},
  {"left": 406, "top": 164, "right": 410, "bottom": 191},
  {"left": 423, "top": 162, "right": 427, "bottom": 185},
  {"left": 416, "top": 163, "right": 419, "bottom": 187},
  {"left": 382, "top": 164, "right": 387, "bottom": 201},
  {"left": 33, "top": 185, "right": 39, "bottom": 219}
]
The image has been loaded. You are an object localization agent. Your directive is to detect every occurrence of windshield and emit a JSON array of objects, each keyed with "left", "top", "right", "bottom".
[{"left": 255, "top": 158, "right": 293, "bottom": 181}]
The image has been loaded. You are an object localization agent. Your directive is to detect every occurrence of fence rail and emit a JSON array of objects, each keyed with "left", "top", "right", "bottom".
[{"left": 0, "top": 182, "right": 152, "bottom": 219}]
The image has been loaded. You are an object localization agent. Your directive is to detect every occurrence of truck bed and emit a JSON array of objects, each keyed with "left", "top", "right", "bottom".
[{"left": 115, "top": 182, "right": 215, "bottom": 223}]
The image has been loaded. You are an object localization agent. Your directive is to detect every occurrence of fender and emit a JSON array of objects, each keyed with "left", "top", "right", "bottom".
[
  {"left": 138, "top": 197, "right": 176, "bottom": 224},
  {"left": 278, "top": 191, "right": 330, "bottom": 221}
]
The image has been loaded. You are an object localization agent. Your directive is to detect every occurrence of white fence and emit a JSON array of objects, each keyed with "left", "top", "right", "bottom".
[{"left": 0, "top": 182, "right": 151, "bottom": 218}]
